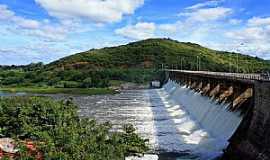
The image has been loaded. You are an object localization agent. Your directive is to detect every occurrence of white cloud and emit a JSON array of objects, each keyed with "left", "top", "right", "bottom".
[
  {"left": 26, "top": 25, "right": 68, "bottom": 41},
  {"left": 159, "top": 23, "right": 179, "bottom": 33},
  {"left": 226, "top": 27, "right": 270, "bottom": 41},
  {"left": 0, "top": 3, "right": 132, "bottom": 65},
  {"left": 13, "top": 17, "right": 41, "bottom": 29},
  {"left": 159, "top": 6, "right": 232, "bottom": 35},
  {"left": 154, "top": 3, "right": 236, "bottom": 56},
  {"left": 181, "top": 7, "right": 232, "bottom": 22},
  {"left": 247, "top": 17, "right": 270, "bottom": 26},
  {"left": 185, "top": 0, "right": 223, "bottom": 10},
  {"left": 0, "top": 4, "right": 41, "bottom": 29},
  {"left": 0, "top": 4, "right": 71, "bottom": 41},
  {"left": 226, "top": 17, "right": 270, "bottom": 43},
  {"left": 0, "top": 4, "right": 14, "bottom": 19},
  {"left": 35, "top": 0, "right": 144, "bottom": 23},
  {"left": 156, "top": 2, "right": 233, "bottom": 40},
  {"left": 229, "top": 19, "right": 242, "bottom": 25},
  {"left": 0, "top": 43, "right": 68, "bottom": 65},
  {"left": 156, "top": 2, "right": 269, "bottom": 59},
  {"left": 174, "top": 2, "right": 270, "bottom": 59},
  {"left": 225, "top": 16, "right": 270, "bottom": 59},
  {"left": 115, "top": 22, "right": 156, "bottom": 40}
]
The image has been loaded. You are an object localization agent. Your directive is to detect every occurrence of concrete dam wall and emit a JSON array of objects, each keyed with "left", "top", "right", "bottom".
[
  {"left": 71, "top": 79, "right": 248, "bottom": 159},
  {"left": 223, "top": 81, "right": 270, "bottom": 160},
  {"left": 166, "top": 70, "right": 270, "bottom": 160},
  {"left": 162, "top": 80, "right": 243, "bottom": 159}
]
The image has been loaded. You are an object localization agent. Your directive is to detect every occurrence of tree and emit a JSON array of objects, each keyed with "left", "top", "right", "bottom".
[{"left": 82, "top": 78, "right": 92, "bottom": 88}]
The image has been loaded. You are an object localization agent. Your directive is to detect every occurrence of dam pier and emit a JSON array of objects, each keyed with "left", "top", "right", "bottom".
[
  {"left": 165, "top": 70, "right": 270, "bottom": 160},
  {"left": 65, "top": 69, "right": 270, "bottom": 160},
  {"left": 26, "top": 69, "right": 270, "bottom": 159}
]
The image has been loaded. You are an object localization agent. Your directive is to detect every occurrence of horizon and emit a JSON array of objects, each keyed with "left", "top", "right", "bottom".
[{"left": 1, "top": 0, "right": 270, "bottom": 65}]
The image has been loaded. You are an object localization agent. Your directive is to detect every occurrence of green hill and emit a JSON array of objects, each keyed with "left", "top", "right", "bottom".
[
  {"left": 49, "top": 38, "right": 270, "bottom": 73},
  {"left": 0, "top": 38, "right": 270, "bottom": 89}
]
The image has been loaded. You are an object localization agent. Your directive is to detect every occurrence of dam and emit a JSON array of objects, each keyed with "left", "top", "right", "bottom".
[
  {"left": 72, "top": 80, "right": 243, "bottom": 159},
  {"left": 165, "top": 70, "right": 270, "bottom": 160},
  {"left": 1, "top": 70, "right": 269, "bottom": 159},
  {"left": 75, "top": 70, "right": 270, "bottom": 160}
]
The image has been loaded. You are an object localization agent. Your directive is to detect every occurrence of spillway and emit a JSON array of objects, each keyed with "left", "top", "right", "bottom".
[
  {"left": 0, "top": 80, "right": 243, "bottom": 159},
  {"left": 0, "top": 80, "right": 258, "bottom": 159},
  {"left": 159, "top": 80, "right": 243, "bottom": 159},
  {"left": 70, "top": 80, "right": 243, "bottom": 159}
]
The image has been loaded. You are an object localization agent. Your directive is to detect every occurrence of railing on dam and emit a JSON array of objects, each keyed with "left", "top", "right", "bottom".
[{"left": 165, "top": 69, "right": 270, "bottom": 82}]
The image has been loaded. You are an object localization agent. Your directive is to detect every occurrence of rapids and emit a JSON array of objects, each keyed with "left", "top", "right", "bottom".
[
  {"left": 76, "top": 80, "right": 243, "bottom": 159},
  {"left": 0, "top": 80, "right": 243, "bottom": 159}
]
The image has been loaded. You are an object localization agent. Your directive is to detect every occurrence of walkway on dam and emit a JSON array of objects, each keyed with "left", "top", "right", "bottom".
[{"left": 166, "top": 69, "right": 270, "bottom": 81}]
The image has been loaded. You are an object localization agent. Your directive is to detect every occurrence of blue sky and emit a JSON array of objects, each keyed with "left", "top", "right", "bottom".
[{"left": 0, "top": 0, "right": 270, "bottom": 65}]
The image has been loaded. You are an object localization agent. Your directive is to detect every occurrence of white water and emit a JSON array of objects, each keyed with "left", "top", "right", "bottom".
[
  {"left": 157, "top": 80, "right": 243, "bottom": 159},
  {"left": 1, "top": 80, "right": 243, "bottom": 159},
  {"left": 72, "top": 80, "right": 243, "bottom": 159},
  {"left": 126, "top": 80, "right": 243, "bottom": 159}
]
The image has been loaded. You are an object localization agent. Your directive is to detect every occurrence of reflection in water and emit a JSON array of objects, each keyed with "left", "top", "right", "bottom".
[{"left": 0, "top": 92, "right": 27, "bottom": 96}]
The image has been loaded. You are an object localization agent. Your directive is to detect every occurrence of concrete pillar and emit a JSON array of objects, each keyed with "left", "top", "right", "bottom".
[
  {"left": 191, "top": 81, "right": 197, "bottom": 89},
  {"left": 223, "top": 81, "right": 270, "bottom": 160},
  {"left": 232, "top": 88, "right": 253, "bottom": 110},
  {"left": 219, "top": 86, "right": 234, "bottom": 102},
  {"left": 202, "top": 83, "right": 211, "bottom": 95},
  {"left": 196, "top": 82, "right": 203, "bottom": 91},
  {"left": 209, "top": 84, "right": 221, "bottom": 97}
]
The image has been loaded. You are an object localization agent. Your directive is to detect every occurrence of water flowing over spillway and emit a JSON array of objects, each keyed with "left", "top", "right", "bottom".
[
  {"left": 73, "top": 80, "right": 244, "bottom": 159},
  {"left": 160, "top": 80, "right": 243, "bottom": 159},
  {"left": 0, "top": 81, "right": 243, "bottom": 159}
]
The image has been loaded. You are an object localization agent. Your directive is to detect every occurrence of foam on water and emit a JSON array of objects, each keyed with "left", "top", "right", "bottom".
[
  {"left": 55, "top": 81, "right": 242, "bottom": 160},
  {"left": 0, "top": 84, "right": 243, "bottom": 159},
  {"left": 154, "top": 80, "right": 243, "bottom": 159}
]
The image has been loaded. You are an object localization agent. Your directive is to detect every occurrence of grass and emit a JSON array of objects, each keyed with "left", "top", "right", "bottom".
[
  {"left": 0, "top": 87, "right": 117, "bottom": 95},
  {"left": 109, "top": 80, "right": 126, "bottom": 87}
]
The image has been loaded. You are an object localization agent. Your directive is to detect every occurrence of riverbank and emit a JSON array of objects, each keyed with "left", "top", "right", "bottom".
[
  {"left": 0, "top": 96, "right": 149, "bottom": 159},
  {"left": 0, "top": 87, "right": 117, "bottom": 95}
]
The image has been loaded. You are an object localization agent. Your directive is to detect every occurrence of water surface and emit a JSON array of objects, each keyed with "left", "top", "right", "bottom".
[{"left": 0, "top": 82, "right": 242, "bottom": 160}]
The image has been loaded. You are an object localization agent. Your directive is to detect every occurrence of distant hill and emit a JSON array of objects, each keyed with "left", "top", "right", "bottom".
[
  {"left": 1, "top": 38, "right": 270, "bottom": 88},
  {"left": 49, "top": 38, "right": 270, "bottom": 73}
]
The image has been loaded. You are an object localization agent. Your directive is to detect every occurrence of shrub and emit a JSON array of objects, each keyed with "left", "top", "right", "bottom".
[
  {"left": 0, "top": 97, "right": 149, "bottom": 159},
  {"left": 56, "top": 81, "right": 82, "bottom": 88},
  {"left": 2, "top": 77, "right": 24, "bottom": 85},
  {"left": 82, "top": 77, "right": 92, "bottom": 88}
]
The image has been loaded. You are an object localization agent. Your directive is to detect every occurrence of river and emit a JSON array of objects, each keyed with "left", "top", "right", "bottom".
[{"left": 0, "top": 81, "right": 243, "bottom": 160}]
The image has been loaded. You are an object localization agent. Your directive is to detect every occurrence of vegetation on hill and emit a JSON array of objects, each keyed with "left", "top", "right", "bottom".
[
  {"left": 0, "top": 96, "right": 149, "bottom": 159},
  {"left": 50, "top": 38, "right": 270, "bottom": 72},
  {"left": 0, "top": 38, "right": 269, "bottom": 91}
]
